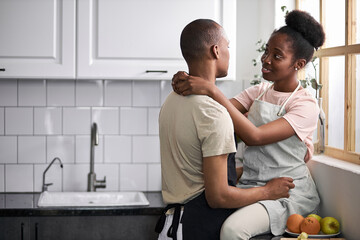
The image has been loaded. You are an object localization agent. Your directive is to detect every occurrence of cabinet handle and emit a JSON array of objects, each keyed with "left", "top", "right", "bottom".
[
  {"left": 21, "top": 222, "right": 24, "bottom": 240},
  {"left": 146, "top": 70, "right": 168, "bottom": 73},
  {"left": 35, "top": 222, "right": 39, "bottom": 240},
  {"left": 0, "top": 68, "right": 5, "bottom": 72}
]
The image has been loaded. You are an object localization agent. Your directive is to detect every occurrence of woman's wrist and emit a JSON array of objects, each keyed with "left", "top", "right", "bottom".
[{"left": 207, "top": 83, "right": 219, "bottom": 98}]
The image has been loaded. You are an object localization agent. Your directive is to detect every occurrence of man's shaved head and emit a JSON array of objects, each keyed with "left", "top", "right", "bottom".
[{"left": 180, "top": 19, "right": 224, "bottom": 63}]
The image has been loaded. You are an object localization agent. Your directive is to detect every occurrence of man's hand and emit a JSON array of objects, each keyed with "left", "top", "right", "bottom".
[{"left": 264, "top": 177, "right": 295, "bottom": 200}]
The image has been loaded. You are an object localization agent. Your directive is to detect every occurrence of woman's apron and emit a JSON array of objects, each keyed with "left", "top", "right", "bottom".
[
  {"left": 239, "top": 82, "right": 320, "bottom": 236},
  {"left": 156, "top": 137, "right": 238, "bottom": 240}
]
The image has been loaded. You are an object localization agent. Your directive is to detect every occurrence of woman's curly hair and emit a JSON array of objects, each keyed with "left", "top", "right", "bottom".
[{"left": 274, "top": 10, "right": 325, "bottom": 63}]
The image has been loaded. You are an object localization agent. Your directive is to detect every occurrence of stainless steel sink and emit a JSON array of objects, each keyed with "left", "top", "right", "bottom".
[{"left": 37, "top": 191, "right": 149, "bottom": 207}]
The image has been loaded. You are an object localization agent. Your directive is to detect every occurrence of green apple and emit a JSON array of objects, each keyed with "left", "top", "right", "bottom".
[
  {"left": 307, "top": 214, "right": 322, "bottom": 223},
  {"left": 320, "top": 217, "right": 340, "bottom": 234}
]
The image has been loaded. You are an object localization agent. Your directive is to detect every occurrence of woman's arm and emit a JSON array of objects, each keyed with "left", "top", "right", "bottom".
[
  {"left": 211, "top": 87, "right": 296, "bottom": 146},
  {"left": 172, "top": 72, "right": 295, "bottom": 145}
]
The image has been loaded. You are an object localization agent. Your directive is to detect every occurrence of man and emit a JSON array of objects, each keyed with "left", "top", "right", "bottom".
[{"left": 157, "top": 19, "right": 294, "bottom": 240}]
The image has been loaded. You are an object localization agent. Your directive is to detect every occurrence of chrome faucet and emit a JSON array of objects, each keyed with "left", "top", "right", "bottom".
[
  {"left": 87, "top": 122, "right": 106, "bottom": 191},
  {"left": 42, "top": 157, "right": 63, "bottom": 192}
]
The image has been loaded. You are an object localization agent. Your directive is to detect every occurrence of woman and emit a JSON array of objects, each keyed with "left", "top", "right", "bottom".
[{"left": 172, "top": 10, "right": 325, "bottom": 239}]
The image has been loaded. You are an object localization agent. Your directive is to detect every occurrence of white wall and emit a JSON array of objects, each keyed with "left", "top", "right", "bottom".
[
  {"left": 218, "top": 0, "right": 294, "bottom": 98},
  {"left": 308, "top": 155, "right": 360, "bottom": 240}
]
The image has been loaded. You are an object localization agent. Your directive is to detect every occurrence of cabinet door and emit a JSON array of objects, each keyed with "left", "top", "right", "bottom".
[
  {"left": 77, "top": 0, "right": 236, "bottom": 80},
  {"left": 0, "top": 0, "right": 76, "bottom": 79},
  {"left": 0, "top": 217, "right": 30, "bottom": 240},
  {"left": 30, "top": 215, "right": 159, "bottom": 240}
]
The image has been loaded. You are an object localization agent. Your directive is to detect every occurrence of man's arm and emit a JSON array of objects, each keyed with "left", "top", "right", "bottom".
[{"left": 203, "top": 154, "right": 294, "bottom": 209}]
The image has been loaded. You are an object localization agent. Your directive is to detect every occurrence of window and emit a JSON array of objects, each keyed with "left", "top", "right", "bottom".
[{"left": 298, "top": 0, "right": 360, "bottom": 164}]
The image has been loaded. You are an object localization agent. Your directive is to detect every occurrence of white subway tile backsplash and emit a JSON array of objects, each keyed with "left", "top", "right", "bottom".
[
  {"left": 0, "top": 80, "right": 17, "bottom": 106},
  {"left": 160, "top": 80, "right": 172, "bottom": 105},
  {"left": 120, "top": 164, "right": 147, "bottom": 191},
  {"left": 34, "top": 163, "right": 63, "bottom": 192},
  {"left": 148, "top": 164, "right": 161, "bottom": 191},
  {"left": 0, "top": 195, "right": 3, "bottom": 207},
  {"left": 1, "top": 80, "right": 163, "bottom": 193},
  {"left": 76, "top": 80, "right": 103, "bottom": 107},
  {"left": 18, "top": 80, "right": 46, "bottom": 106},
  {"left": 133, "top": 81, "right": 160, "bottom": 107},
  {"left": 104, "top": 81, "right": 132, "bottom": 106},
  {"left": 63, "top": 107, "right": 91, "bottom": 134},
  {"left": 120, "top": 107, "right": 147, "bottom": 135},
  {"left": 94, "top": 164, "right": 119, "bottom": 191},
  {"left": 5, "top": 108, "right": 33, "bottom": 135},
  {"left": 47, "top": 80, "right": 75, "bottom": 106},
  {"left": 5, "top": 194, "right": 34, "bottom": 208},
  {"left": 0, "top": 108, "right": 4, "bottom": 135},
  {"left": 18, "top": 136, "right": 46, "bottom": 164},
  {"left": 148, "top": 108, "right": 160, "bottom": 135},
  {"left": 47, "top": 136, "right": 75, "bottom": 163},
  {"left": 34, "top": 107, "right": 62, "bottom": 135},
  {"left": 63, "top": 164, "right": 88, "bottom": 192},
  {"left": 133, "top": 136, "right": 160, "bottom": 163},
  {"left": 75, "top": 135, "right": 103, "bottom": 163},
  {"left": 104, "top": 136, "right": 131, "bottom": 163},
  {"left": 5, "top": 165, "right": 34, "bottom": 192},
  {"left": 0, "top": 136, "right": 17, "bottom": 164},
  {"left": 92, "top": 107, "right": 119, "bottom": 134},
  {"left": 0, "top": 165, "right": 4, "bottom": 192}
]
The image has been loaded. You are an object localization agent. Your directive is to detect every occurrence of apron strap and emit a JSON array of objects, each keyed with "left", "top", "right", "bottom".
[
  {"left": 277, "top": 81, "right": 301, "bottom": 116},
  {"left": 155, "top": 203, "right": 184, "bottom": 239},
  {"left": 256, "top": 83, "right": 274, "bottom": 101},
  {"left": 256, "top": 82, "right": 301, "bottom": 116},
  {"left": 167, "top": 204, "right": 182, "bottom": 240}
]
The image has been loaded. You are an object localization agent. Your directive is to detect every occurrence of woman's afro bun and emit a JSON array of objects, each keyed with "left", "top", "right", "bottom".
[{"left": 285, "top": 10, "right": 325, "bottom": 49}]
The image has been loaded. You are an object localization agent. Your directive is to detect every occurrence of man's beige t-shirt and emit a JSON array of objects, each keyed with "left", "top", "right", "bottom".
[{"left": 159, "top": 92, "right": 236, "bottom": 204}]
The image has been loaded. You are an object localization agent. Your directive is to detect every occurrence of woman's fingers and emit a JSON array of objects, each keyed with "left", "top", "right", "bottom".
[{"left": 172, "top": 71, "right": 190, "bottom": 94}]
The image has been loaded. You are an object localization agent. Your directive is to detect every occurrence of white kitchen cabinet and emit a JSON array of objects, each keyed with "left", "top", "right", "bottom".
[
  {"left": 0, "top": 0, "right": 76, "bottom": 79},
  {"left": 77, "top": 0, "right": 237, "bottom": 80},
  {"left": 0, "top": 0, "right": 236, "bottom": 80}
]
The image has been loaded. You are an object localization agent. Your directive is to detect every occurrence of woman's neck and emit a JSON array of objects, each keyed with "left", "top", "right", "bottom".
[{"left": 273, "top": 78, "right": 300, "bottom": 92}]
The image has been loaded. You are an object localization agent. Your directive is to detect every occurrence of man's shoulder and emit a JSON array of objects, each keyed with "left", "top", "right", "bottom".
[{"left": 191, "top": 95, "right": 226, "bottom": 110}]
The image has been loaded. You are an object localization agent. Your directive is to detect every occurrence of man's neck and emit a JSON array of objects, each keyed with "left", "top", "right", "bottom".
[{"left": 188, "top": 61, "right": 216, "bottom": 83}]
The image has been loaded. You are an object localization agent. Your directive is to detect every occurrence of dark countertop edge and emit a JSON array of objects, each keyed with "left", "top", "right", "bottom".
[
  {"left": 0, "top": 192, "right": 165, "bottom": 217},
  {"left": 0, "top": 207, "right": 164, "bottom": 217}
]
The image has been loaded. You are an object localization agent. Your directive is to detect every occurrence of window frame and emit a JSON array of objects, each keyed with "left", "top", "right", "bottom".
[{"left": 297, "top": 0, "right": 360, "bottom": 164}]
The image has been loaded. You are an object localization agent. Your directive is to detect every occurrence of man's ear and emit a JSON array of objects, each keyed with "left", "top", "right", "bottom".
[
  {"left": 295, "top": 59, "right": 306, "bottom": 70},
  {"left": 211, "top": 45, "right": 220, "bottom": 59}
]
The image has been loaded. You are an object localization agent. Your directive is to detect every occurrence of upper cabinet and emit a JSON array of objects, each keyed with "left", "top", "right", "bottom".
[
  {"left": 77, "top": 0, "right": 236, "bottom": 80},
  {"left": 0, "top": 0, "right": 236, "bottom": 80},
  {"left": 0, "top": 0, "right": 76, "bottom": 79}
]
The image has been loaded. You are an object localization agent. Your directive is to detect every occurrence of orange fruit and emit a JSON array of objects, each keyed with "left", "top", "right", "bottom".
[
  {"left": 300, "top": 216, "right": 321, "bottom": 235},
  {"left": 286, "top": 214, "right": 304, "bottom": 233}
]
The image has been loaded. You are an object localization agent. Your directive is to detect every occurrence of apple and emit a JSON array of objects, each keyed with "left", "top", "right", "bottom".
[
  {"left": 307, "top": 214, "right": 322, "bottom": 223},
  {"left": 320, "top": 217, "right": 340, "bottom": 234}
]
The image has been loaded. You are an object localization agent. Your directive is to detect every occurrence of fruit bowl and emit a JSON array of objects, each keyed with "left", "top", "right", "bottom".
[{"left": 285, "top": 229, "right": 341, "bottom": 238}]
